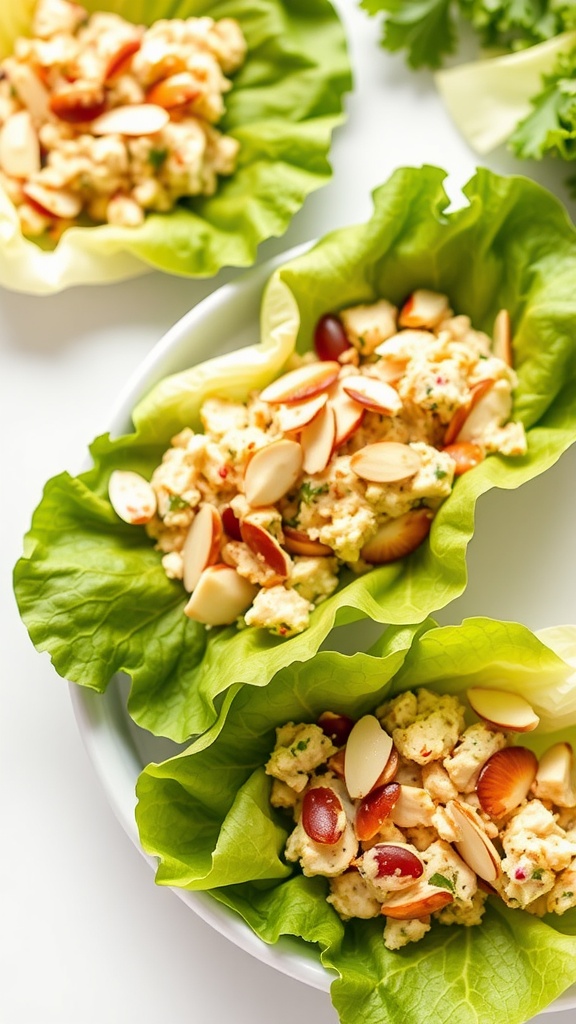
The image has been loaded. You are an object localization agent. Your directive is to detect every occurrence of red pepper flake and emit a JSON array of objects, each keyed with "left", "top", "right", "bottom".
[
  {"left": 514, "top": 868, "right": 527, "bottom": 880},
  {"left": 218, "top": 466, "right": 229, "bottom": 479}
]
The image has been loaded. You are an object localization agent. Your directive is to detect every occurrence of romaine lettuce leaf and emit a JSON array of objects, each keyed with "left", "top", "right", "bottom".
[
  {"left": 0, "top": 0, "right": 351, "bottom": 294},
  {"left": 135, "top": 616, "right": 576, "bottom": 1024},
  {"left": 13, "top": 166, "right": 576, "bottom": 743}
]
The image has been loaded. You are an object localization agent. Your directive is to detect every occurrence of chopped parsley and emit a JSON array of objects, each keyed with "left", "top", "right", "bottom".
[
  {"left": 531, "top": 868, "right": 545, "bottom": 881},
  {"left": 167, "top": 493, "right": 191, "bottom": 512},
  {"left": 299, "top": 481, "right": 329, "bottom": 505},
  {"left": 148, "top": 147, "right": 169, "bottom": 171},
  {"left": 434, "top": 466, "right": 448, "bottom": 480},
  {"left": 291, "top": 738, "right": 310, "bottom": 755},
  {"left": 429, "top": 872, "right": 456, "bottom": 894}
]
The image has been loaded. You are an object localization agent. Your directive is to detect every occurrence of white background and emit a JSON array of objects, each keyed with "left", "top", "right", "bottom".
[{"left": 2, "top": 2, "right": 576, "bottom": 1022}]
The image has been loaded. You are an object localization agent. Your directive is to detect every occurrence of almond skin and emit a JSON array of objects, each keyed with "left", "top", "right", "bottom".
[{"left": 476, "top": 746, "right": 538, "bottom": 818}]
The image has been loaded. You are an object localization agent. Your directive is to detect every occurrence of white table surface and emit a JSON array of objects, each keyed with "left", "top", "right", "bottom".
[{"left": 2, "top": 3, "right": 576, "bottom": 1022}]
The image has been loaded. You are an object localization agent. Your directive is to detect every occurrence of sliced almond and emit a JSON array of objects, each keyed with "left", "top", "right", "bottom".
[
  {"left": 277, "top": 392, "right": 328, "bottom": 434},
  {"left": 390, "top": 785, "right": 436, "bottom": 828},
  {"left": 477, "top": 746, "right": 538, "bottom": 818},
  {"left": 350, "top": 442, "right": 421, "bottom": 484},
  {"left": 22, "top": 182, "right": 82, "bottom": 220},
  {"left": 493, "top": 309, "right": 513, "bottom": 367},
  {"left": 344, "top": 715, "right": 393, "bottom": 800},
  {"left": 329, "top": 380, "right": 364, "bottom": 448},
  {"left": 146, "top": 72, "right": 201, "bottom": 109},
  {"left": 3, "top": 59, "right": 51, "bottom": 123},
  {"left": 380, "top": 881, "right": 453, "bottom": 919},
  {"left": 49, "top": 83, "right": 106, "bottom": 124},
  {"left": 467, "top": 687, "right": 540, "bottom": 732},
  {"left": 341, "top": 375, "right": 402, "bottom": 416},
  {"left": 108, "top": 470, "right": 156, "bottom": 525},
  {"left": 448, "top": 798, "right": 501, "bottom": 883},
  {"left": 105, "top": 38, "right": 142, "bottom": 81},
  {"left": 301, "top": 403, "right": 335, "bottom": 475},
  {"left": 361, "top": 509, "right": 433, "bottom": 564},
  {"left": 243, "top": 439, "right": 303, "bottom": 507},
  {"left": 443, "top": 379, "right": 495, "bottom": 446},
  {"left": 457, "top": 381, "right": 512, "bottom": 444},
  {"left": 221, "top": 504, "right": 242, "bottom": 540},
  {"left": 375, "top": 745, "right": 400, "bottom": 787},
  {"left": 259, "top": 361, "right": 340, "bottom": 405},
  {"left": 184, "top": 564, "right": 257, "bottom": 626},
  {"left": 90, "top": 104, "right": 170, "bottom": 136},
  {"left": 239, "top": 520, "right": 291, "bottom": 582},
  {"left": 399, "top": 289, "right": 450, "bottom": 329},
  {"left": 443, "top": 441, "right": 484, "bottom": 476},
  {"left": 355, "top": 783, "right": 401, "bottom": 841},
  {"left": 282, "top": 526, "right": 333, "bottom": 557},
  {"left": 0, "top": 110, "right": 40, "bottom": 178},
  {"left": 532, "top": 743, "right": 576, "bottom": 807},
  {"left": 182, "top": 504, "right": 223, "bottom": 593}
]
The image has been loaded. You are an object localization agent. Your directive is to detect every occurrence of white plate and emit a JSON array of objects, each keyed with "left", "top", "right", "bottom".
[{"left": 70, "top": 248, "right": 576, "bottom": 1014}]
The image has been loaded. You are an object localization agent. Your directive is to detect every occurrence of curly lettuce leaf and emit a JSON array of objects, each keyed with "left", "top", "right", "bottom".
[
  {"left": 360, "top": 0, "right": 573, "bottom": 69},
  {"left": 436, "top": 31, "right": 576, "bottom": 153},
  {"left": 135, "top": 617, "right": 576, "bottom": 1024},
  {"left": 0, "top": 0, "right": 351, "bottom": 294},
  {"left": 13, "top": 165, "right": 576, "bottom": 743}
]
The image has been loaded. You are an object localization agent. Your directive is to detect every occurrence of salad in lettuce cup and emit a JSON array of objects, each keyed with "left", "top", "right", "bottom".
[
  {"left": 135, "top": 616, "right": 576, "bottom": 1024},
  {"left": 13, "top": 165, "right": 576, "bottom": 743},
  {"left": 0, "top": 0, "right": 351, "bottom": 294}
]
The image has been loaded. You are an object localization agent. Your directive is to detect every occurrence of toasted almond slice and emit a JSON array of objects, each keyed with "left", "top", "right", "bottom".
[
  {"left": 456, "top": 381, "right": 512, "bottom": 443},
  {"left": 184, "top": 564, "right": 257, "bottom": 625},
  {"left": 182, "top": 504, "right": 223, "bottom": 593},
  {"left": 259, "top": 361, "right": 340, "bottom": 405},
  {"left": 380, "top": 880, "right": 453, "bottom": 919},
  {"left": 467, "top": 687, "right": 540, "bottom": 733},
  {"left": 399, "top": 289, "right": 450, "bottom": 329},
  {"left": 448, "top": 799, "right": 501, "bottom": 882},
  {"left": 0, "top": 110, "right": 40, "bottom": 178},
  {"left": 282, "top": 526, "right": 333, "bottom": 557},
  {"left": 361, "top": 509, "right": 433, "bottom": 564},
  {"left": 532, "top": 743, "right": 576, "bottom": 807},
  {"left": 49, "top": 83, "right": 106, "bottom": 124},
  {"left": 108, "top": 470, "right": 156, "bottom": 525},
  {"left": 91, "top": 103, "right": 170, "bottom": 136},
  {"left": 302, "top": 786, "right": 346, "bottom": 845},
  {"left": 443, "top": 378, "right": 495, "bottom": 446},
  {"left": 476, "top": 747, "right": 538, "bottom": 818},
  {"left": 350, "top": 441, "right": 421, "bottom": 484},
  {"left": 355, "top": 783, "right": 401, "bottom": 841},
  {"left": 22, "top": 181, "right": 82, "bottom": 220},
  {"left": 443, "top": 441, "right": 484, "bottom": 476},
  {"left": 341, "top": 375, "right": 402, "bottom": 415},
  {"left": 243, "top": 439, "right": 303, "bottom": 507},
  {"left": 146, "top": 72, "right": 201, "bottom": 109},
  {"left": 3, "top": 59, "right": 51, "bottom": 123},
  {"left": 375, "top": 745, "right": 400, "bottom": 786},
  {"left": 344, "top": 715, "right": 393, "bottom": 800},
  {"left": 329, "top": 380, "right": 364, "bottom": 448},
  {"left": 105, "top": 38, "right": 142, "bottom": 81},
  {"left": 240, "top": 520, "right": 291, "bottom": 581},
  {"left": 277, "top": 392, "right": 328, "bottom": 434},
  {"left": 221, "top": 504, "right": 242, "bottom": 540},
  {"left": 390, "top": 785, "right": 436, "bottom": 828},
  {"left": 301, "top": 402, "right": 335, "bottom": 475},
  {"left": 493, "top": 309, "right": 513, "bottom": 367},
  {"left": 317, "top": 711, "right": 355, "bottom": 746}
]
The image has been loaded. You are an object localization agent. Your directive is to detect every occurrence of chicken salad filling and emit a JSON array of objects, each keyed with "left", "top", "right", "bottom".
[
  {"left": 265, "top": 687, "right": 576, "bottom": 952},
  {"left": 109, "top": 288, "right": 527, "bottom": 636}
]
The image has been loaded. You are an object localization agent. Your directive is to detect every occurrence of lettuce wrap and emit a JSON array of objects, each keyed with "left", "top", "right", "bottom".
[
  {"left": 135, "top": 616, "right": 576, "bottom": 1024},
  {"left": 0, "top": 0, "right": 351, "bottom": 294},
  {"left": 13, "top": 165, "right": 576, "bottom": 743}
]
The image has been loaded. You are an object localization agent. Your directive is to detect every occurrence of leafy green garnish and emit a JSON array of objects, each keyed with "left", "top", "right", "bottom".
[
  {"left": 361, "top": 0, "right": 574, "bottom": 68},
  {"left": 299, "top": 481, "right": 329, "bottom": 504},
  {"left": 509, "top": 44, "right": 576, "bottom": 160},
  {"left": 148, "top": 147, "right": 168, "bottom": 171},
  {"left": 429, "top": 871, "right": 456, "bottom": 892}
]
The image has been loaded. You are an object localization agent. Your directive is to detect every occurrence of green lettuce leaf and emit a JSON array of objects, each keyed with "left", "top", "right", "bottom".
[
  {"left": 0, "top": 0, "right": 351, "bottom": 294},
  {"left": 13, "top": 166, "right": 576, "bottom": 743},
  {"left": 135, "top": 617, "right": 576, "bottom": 1024},
  {"left": 361, "top": 0, "right": 574, "bottom": 69},
  {"left": 435, "top": 31, "right": 576, "bottom": 154}
]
